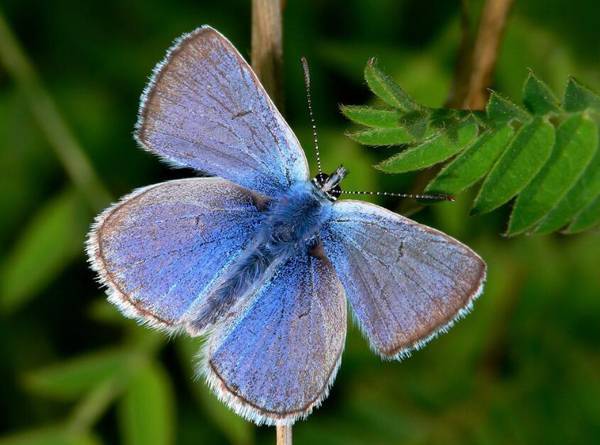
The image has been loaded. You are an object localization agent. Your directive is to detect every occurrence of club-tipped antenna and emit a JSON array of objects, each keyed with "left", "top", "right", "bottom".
[
  {"left": 341, "top": 190, "right": 455, "bottom": 201},
  {"left": 301, "top": 56, "right": 323, "bottom": 175}
]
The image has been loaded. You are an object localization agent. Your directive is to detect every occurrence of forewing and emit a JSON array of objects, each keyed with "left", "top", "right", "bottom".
[
  {"left": 136, "top": 26, "right": 309, "bottom": 197},
  {"left": 321, "top": 200, "right": 486, "bottom": 359},
  {"left": 87, "top": 178, "right": 265, "bottom": 331},
  {"left": 204, "top": 251, "right": 347, "bottom": 425}
]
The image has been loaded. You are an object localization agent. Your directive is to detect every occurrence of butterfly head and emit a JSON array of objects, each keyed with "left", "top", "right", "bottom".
[{"left": 312, "top": 165, "right": 348, "bottom": 201}]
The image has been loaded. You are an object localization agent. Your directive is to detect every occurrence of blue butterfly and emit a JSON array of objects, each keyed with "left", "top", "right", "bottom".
[{"left": 87, "top": 26, "right": 486, "bottom": 426}]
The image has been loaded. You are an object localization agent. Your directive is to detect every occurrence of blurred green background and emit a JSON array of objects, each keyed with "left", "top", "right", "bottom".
[{"left": 1, "top": 1, "right": 599, "bottom": 444}]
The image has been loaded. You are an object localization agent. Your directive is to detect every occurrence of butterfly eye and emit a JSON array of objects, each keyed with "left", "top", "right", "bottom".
[
  {"left": 311, "top": 173, "right": 345, "bottom": 201},
  {"left": 314, "top": 172, "right": 329, "bottom": 187},
  {"left": 330, "top": 187, "right": 342, "bottom": 199}
]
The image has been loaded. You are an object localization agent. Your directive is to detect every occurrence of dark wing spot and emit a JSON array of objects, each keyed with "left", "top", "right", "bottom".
[
  {"left": 397, "top": 241, "right": 404, "bottom": 260},
  {"left": 232, "top": 110, "right": 252, "bottom": 119},
  {"left": 298, "top": 309, "right": 311, "bottom": 319}
]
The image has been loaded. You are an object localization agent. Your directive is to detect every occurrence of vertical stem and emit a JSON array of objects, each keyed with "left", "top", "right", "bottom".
[
  {"left": 448, "top": 0, "right": 514, "bottom": 109},
  {"left": 66, "top": 376, "right": 123, "bottom": 434},
  {"left": 276, "top": 425, "right": 292, "bottom": 445},
  {"left": 251, "top": 0, "right": 284, "bottom": 110},
  {"left": 0, "top": 9, "right": 112, "bottom": 210},
  {"left": 400, "top": 0, "right": 513, "bottom": 214},
  {"left": 446, "top": 0, "right": 475, "bottom": 107},
  {"left": 251, "top": 4, "right": 291, "bottom": 444}
]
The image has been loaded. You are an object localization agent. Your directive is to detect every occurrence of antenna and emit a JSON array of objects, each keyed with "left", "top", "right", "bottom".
[
  {"left": 301, "top": 56, "right": 323, "bottom": 175},
  {"left": 341, "top": 190, "right": 455, "bottom": 201}
]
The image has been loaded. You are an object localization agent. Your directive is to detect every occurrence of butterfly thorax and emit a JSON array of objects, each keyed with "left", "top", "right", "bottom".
[{"left": 263, "top": 181, "right": 333, "bottom": 255}]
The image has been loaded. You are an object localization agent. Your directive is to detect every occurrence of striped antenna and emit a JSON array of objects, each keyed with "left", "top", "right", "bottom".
[
  {"left": 300, "top": 56, "right": 323, "bottom": 175},
  {"left": 341, "top": 190, "right": 455, "bottom": 201}
]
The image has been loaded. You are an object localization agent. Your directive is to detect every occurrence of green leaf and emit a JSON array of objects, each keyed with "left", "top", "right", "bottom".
[
  {"left": 118, "top": 362, "right": 174, "bottom": 445},
  {"left": 88, "top": 298, "right": 126, "bottom": 325},
  {"left": 426, "top": 125, "right": 515, "bottom": 195},
  {"left": 427, "top": 107, "right": 464, "bottom": 128},
  {"left": 522, "top": 71, "right": 560, "bottom": 115},
  {"left": 376, "top": 120, "right": 478, "bottom": 173},
  {"left": 344, "top": 61, "right": 600, "bottom": 235},
  {"left": 0, "top": 189, "right": 88, "bottom": 313},
  {"left": 563, "top": 194, "right": 600, "bottom": 233},
  {"left": 176, "top": 338, "right": 252, "bottom": 445},
  {"left": 399, "top": 110, "right": 432, "bottom": 139},
  {"left": 24, "top": 349, "right": 129, "bottom": 400},
  {"left": 0, "top": 429, "right": 100, "bottom": 445},
  {"left": 364, "top": 58, "right": 418, "bottom": 111},
  {"left": 472, "top": 118, "right": 555, "bottom": 215},
  {"left": 563, "top": 77, "right": 600, "bottom": 112},
  {"left": 486, "top": 91, "right": 530, "bottom": 125},
  {"left": 340, "top": 105, "right": 402, "bottom": 128},
  {"left": 346, "top": 127, "right": 413, "bottom": 146},
  {"left": 535, "top": 145, "right": 600, "bottom": 234},
  {"left": 507, "top": 114, "right": 598, "bottom": 235}
]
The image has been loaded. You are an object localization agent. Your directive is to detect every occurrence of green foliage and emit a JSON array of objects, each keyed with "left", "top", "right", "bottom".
[
  {"left": 17, "top": 313, "right": 173, "bottom": 445},
  {"left": 177, "top": 338, "right": 253, "bottom": 445},
  {"left": 376, "top": 117, "right": 478, "bottom": 173},
  {"left": 472, "top": 117, "right": 556, "bottom": 216},
  {"left": 522, "top": 71, "right": 560, "bottom": 114},
  {"left": 427, "top": 126, "right": 515, "bottom": 195},
  {"left": 565, "top": 194, "right": 600, "bottom": 233},
  {"left": 343, "top": 61, "right": 600, "bottom": 235},
  {"left": 23, "top": 349, "right": 130, "bottom": 401},
  {"left": 486, "top": 92, "right": 530, "bottom": 124},
  {"left": 0, "top": 429, "right": 100, "bottom": 445},
  {"left": 563, "top": 76, "right": 600, "bottom": 112},
  {"left": 0, "top": 188, "right": 89, "bottom": 312},
  {"left": 363, "top": 58, "right": 420, "bottom": 112},
  {"left": 508, "top": 114, "right": 598, "bottom": 234},
  {"left": 346, "top": 127, "right": 413, "bottom": 145},
  {"left": 535, "top": 146, "right": 600, "bottom": 234},
  {"left": 118, "top": 362, "right": 175, "bottom": 445},
  {"left": 340, "top": 106, "right": 403, "bottom": 128}
]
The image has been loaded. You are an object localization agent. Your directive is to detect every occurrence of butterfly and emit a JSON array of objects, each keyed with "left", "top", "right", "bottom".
[{"left": 86, "top": 26, "right": 486, "bottom": 426}]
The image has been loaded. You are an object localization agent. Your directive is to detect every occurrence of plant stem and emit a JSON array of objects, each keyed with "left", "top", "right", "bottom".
[
  {"left": 400, "top": 0, "right": 513, "bottom": 215},
  {"left": 0, "top": 9, "right": 112, "bottom": 211},
  {"left": 251, "top": 4, "right": 291, "bottom": 444},
  {"left": 65, "top": 376, "right": 123, "bottom": 434},
  {"left": 251, "top": 0, "right": 284, "bottom": 110},
  {"left": 447, "top": 0, "right": 514, "bottom": 109},
  {"left": 276, "top": 425, "right": 293, "bottom": 445}
]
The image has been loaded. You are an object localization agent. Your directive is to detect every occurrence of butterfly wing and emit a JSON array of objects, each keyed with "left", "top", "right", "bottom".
[
  {"left": 136, "top": 26, "right": 309, "bottom": 197},
  {"left": 87, "top": 178, "right": 266, "bottom": 331},
  {"left": 204, "top": 251, "right": 347, "bottom": 425},
  {"left": 320, "top": 200, "right": 486, "bottom": 359}
]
